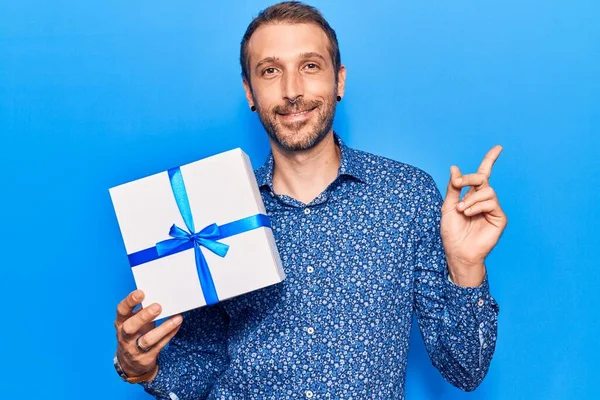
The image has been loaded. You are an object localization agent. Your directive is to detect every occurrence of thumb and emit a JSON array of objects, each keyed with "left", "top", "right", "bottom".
[{"left": 445, "top": 165, "right": 462, "bottom": 204}]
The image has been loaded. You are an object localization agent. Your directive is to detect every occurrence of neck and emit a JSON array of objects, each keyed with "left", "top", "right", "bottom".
[{"left": 270, "top": 131, "right": 341, "bottom": 204}]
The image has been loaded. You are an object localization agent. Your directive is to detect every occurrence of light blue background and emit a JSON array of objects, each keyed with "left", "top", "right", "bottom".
[{"left": 1, "top": 1, "right": 598, "bottom": 399}]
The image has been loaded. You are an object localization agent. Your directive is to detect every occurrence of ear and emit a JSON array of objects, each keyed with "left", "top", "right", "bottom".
[
  {"left": 242, "top": 79, "right": 255, "bottom": 109},
  {"left": 336, "top": 64, "right": 347, "bottom": 99}
]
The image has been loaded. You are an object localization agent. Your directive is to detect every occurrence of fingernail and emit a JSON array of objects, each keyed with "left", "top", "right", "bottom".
[
  {"left": 458, "top": 202, "right": 464, "bottom": 209},
  {"left": 132, "top": 291, "right": 140, "bottom": 301},
  {"left": 150, "top": 304, "right": 160, "bottom": 313},
  {"left": 172, "top": 316, "right": 183, "bottom": 325}
]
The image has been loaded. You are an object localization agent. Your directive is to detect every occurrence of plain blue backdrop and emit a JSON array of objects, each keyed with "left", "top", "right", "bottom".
[{"left": 1, "top": 1, "right": 598, "bottom": 399}]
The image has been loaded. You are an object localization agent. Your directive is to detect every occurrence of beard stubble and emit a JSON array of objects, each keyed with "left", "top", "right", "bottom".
[{"left": 254, "top": 89, "right": 338, "bottom": 152}]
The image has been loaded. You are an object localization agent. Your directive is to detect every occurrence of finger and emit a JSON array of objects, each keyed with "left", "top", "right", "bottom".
[
  {"left": 462, "top": 199, "right": 499, "bottom": 217},
  {"left": 116, "top": 290, "right": 144, "bottom": 325},
  {"left": 477, "top": 145, "right": 503, "bottom": 178},
  {"left": 456, "top": 187, "right": 496, "bottom": 212},
  {"left": 454, "top": 172, "right": 489, "bottom": 190},
  {"left": 136, "top": 315, "right": 183, "bottom": 352},
  {"left": 445, "top": 165, "right": 463, "bottom": 204},
  {"left": 121, "top": 303, "right": 162, "bottom": 340},
  {"left": 153, "top": 322, "right": 183, "bottom": 353},
  {"left": 461, "top": 186, "right": 476, "bottom": 202}
]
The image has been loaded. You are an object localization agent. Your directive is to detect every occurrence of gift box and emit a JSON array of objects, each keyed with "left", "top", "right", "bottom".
[{"left": 109, "top": 148, "right": 285, "bottom": 320}]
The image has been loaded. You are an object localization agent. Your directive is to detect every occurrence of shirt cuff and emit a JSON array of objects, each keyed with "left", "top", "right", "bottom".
[
  {"left": 444, "top": 272, "right": 499, "bottom": 369},
  {"left": 138, "top": 354, "right": 174, "bottom": 399},
  {"left": 445, "top": 272, "right": 499, "bottom": 322}
]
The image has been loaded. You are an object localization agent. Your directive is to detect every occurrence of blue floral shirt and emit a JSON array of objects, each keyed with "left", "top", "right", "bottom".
[{"left": 140, "top": 134, "right": 499, "bottom": 400}]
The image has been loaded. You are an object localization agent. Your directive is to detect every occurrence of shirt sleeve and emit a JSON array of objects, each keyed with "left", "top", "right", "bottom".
[
  {"left": 413, "top": 172, "right": 500, "bottom": 392},
  {"left": 139, "top": 304, "right": 230, "bottom": 400}
]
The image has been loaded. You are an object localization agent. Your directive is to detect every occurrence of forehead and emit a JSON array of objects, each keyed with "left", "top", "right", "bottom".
[{"left": 247, "top": 23, "right": 330, "bottom": 65}]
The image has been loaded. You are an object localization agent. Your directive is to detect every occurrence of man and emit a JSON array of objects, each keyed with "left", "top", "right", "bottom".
[{"left": 113, "top": 2, "right": 506, "bottom": 399}]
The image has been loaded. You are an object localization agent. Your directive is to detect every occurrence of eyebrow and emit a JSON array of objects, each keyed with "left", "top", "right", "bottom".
[
  {"left": 255, "top": 56, "right": 280, "bottom": 73},
  {"left": 299, "top": 52, "right": 327, "bottom": 64},
  {"left": 254, "top": 52, "right": 328, "bottom": 74}
]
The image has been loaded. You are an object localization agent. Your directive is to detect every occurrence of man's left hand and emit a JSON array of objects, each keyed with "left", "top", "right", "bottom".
[{"left": 441, "top": 145, "right": 508, "bottom": 287}]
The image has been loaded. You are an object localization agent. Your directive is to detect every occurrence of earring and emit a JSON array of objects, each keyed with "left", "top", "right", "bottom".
[
  {"left": 336, "top": 96, "right": 342, "bottom": 102},
  {"left": 251, "top": 105, "right": 256, "bottom": 112}
]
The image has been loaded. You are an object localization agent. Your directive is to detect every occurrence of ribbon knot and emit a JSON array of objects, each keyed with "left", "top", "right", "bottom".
[{"left": 156, "top": 223, "right": 230, "bottom": 258}]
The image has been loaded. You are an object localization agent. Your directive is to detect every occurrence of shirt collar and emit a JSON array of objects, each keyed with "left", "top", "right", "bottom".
[{"left": 255, "top": 132, "right": 370, "bottom": 190}]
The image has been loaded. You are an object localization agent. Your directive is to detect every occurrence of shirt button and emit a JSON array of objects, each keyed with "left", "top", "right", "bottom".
[
  {"left": 483, "top": 343, "right": 488, "bottom": 349},
  {"left": 307, "top": 266, "right": 314, "bottom": 273},
  {"left": 477, "top": 298, "right": 484, "bottom": 307},
  {"left": 479, "top": 322, "right": 485, "bottom": 329},
  {"left": 304, "top": 208, "right": 311, "bottom": 215},
  {"left": 307, "top": 327, "right": 315, "bottom": 335},
  {"left": 305, "top": 390, "right": 314, "bottom": 398}
]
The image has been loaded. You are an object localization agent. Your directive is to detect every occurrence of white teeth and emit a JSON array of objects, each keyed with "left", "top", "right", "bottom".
[{"left": 287, "top": 110, "right": 309, "bottom": 116}]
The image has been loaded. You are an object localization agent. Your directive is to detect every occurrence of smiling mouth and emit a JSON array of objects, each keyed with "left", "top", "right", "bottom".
[{"left": 277, "top": 106, "right": 318, "bottom": 117}]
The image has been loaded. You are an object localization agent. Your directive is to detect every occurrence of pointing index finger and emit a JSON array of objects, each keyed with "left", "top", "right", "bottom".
[{"left": 477, "top": 145, "right": 503, "bottom": 178}]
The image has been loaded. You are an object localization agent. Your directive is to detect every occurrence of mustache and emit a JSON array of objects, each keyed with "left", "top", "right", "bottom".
[{"left": 272, "top": 99, "right": 322, "bottom": 115}]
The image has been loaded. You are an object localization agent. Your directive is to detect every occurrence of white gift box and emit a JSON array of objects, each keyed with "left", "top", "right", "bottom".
[{"left": 109, "top": 148, "right": 285, "bottom": 320}]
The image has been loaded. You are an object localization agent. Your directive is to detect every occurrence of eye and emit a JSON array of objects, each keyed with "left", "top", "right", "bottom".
[
  {"left": 304, "top": 63, "right": 320, "bottom": 71},
  {"left": 262, "top": 67, "right": 278, "bottom": 76}
]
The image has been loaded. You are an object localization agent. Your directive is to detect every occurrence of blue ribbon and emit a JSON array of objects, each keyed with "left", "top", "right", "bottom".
[{"left": 127, "top": 167, "right": 271, "bottom": 305}]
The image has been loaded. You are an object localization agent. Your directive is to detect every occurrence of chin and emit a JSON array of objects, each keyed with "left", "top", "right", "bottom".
[{"left": 274, "top": 127, "right": 329, "bottom": 152}]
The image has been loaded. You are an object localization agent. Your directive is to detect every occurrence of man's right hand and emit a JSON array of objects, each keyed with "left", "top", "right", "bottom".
[{"left": 114, "top": 290, "right": 183, "bottom": 381}]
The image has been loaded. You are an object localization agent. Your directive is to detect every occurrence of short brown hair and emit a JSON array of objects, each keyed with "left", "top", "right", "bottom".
[{"left": 240, "top": 1, "right": 341, "bottom": 85}]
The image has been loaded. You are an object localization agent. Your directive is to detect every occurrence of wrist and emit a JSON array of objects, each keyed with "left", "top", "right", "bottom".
[
  {"left": 448, "top": 263, "right": 486, "bottom": 287},
  {"left": 114, "top": 353, "right": 159, "bottom": 384},
  {"left": 146, "top": 365, "right": 159, "bottom": 382}
]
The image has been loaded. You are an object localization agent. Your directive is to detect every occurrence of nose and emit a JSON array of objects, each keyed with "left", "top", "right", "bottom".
[{"left": 281, "top": 70, "right": 304, "bottom": 104}]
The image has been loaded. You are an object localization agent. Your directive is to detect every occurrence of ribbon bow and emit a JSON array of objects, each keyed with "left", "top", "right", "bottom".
[{"left": 156, "top": 223, "right": 230, "bottom": 258}]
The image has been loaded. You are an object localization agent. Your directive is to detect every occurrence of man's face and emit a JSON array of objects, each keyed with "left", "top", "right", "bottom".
[{"left": 243, "top": 23, "right": 346, "bottom": 152}]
